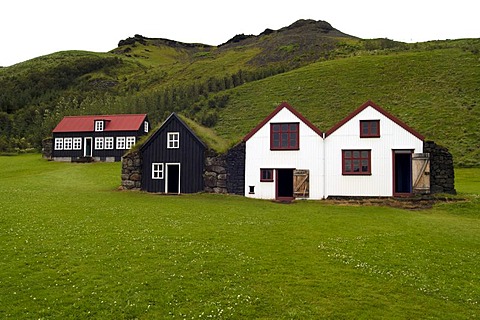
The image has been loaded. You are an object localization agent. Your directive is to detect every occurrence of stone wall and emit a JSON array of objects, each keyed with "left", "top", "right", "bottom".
[
  {"left": 226, "top": 142, "right": 246, "bottom": 195},
  {"left": 204, "top": 151, "right": 228, "bottom": 194},
  {"left": 424, "top": 141, "right": 456, "bottom": 194},
  {"left": 42, "top": 138, "right": 53, "bottom": 160},
  {"left": 121, "top": 151, "right": 142, "bottom": 190}
]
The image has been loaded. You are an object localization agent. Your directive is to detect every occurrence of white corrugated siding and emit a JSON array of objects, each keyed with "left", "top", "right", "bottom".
[
  {"left": 324, "top": 106, "right": 423, "bottom": 197},
  {"left": 245, "top": 107, "right": 324, "bottom": 199}
]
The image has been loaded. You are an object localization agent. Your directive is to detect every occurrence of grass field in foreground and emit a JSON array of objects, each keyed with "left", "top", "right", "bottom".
[{"left": 0, "top": 154, "right": 479, "bottom": 319}]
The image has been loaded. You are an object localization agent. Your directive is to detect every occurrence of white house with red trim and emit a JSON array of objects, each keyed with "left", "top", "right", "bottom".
[
  {"left": 243, "top": 102, "right": 324, "bottom": 200},
  {"left": 243, "top": 100, "right": 429, "bottom": 200},
  {"left": 324, "top": 101, "right": 426, "bottom": 197}
]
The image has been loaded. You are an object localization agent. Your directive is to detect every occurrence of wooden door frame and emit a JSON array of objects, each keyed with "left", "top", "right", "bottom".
[
  {"left": 165, "top": 163, "right": 181, "bottom": 194},
  {"left": 275, "top": 168, "right": 295, "bottom": 201},
  {"left": 84, "top": 137, "right": 93, "bottom": 157},
  {"left": 392, "top": 150, "right": 413, "bottom": 197}
]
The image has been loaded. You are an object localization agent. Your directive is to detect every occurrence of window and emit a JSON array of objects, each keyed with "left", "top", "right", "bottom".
[
  {"left": 116, "top": 137, "right": 126, "bottom": 149},
  {"left": 144, "top": 121, "right": 149, "bottom": 133},
  {"left": 104, "top": 137, "right": 114, "bottom": 149},
  {"left": 360, "top": 120, "right": 380, "bottom": 138},
  {"left": 249, "top": 186, "right": 255, "bottom": 194},
  {"left": 95, "top": 120, "right": 104, "bottom": 132},
  {"left": 126, "top": 137, "right": 136, "bottom": 149},
  {"left": 95, "top": 137, "right": 104, "bottom": 150},
  {"left": 271, "top": 123, "right": 299, "bottom": 150},
  {"left": 63, "top": 138, "right": 72, "bottom": 150},
  {"left": 260, "top": 169, "right": 274, "bottom": 182},
  {"left": 342, "top": 150, "right": 371, "bottom": 175},
  {"left": 54, "top": 138, "right": 63, "bottom": 150},
  {"left": 152, "top": 163, "right": 164, "bottom": 179},
  {"left": 167, "top": 132, "right": 179, "bottom": 149},
  {"left": 73, "top": 138, "right": 82, "bottom": 150}
]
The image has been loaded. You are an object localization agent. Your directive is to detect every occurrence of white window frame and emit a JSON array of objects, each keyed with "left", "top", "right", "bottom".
[
  {"left": 144, "top": 121, "right": 149, "bottom": 133},
  {"left": 95, "top": 120, "right": 104, "bottom": 132},
  {"left": 167, "top": 132, "right": 180, "bottom": 149},
  {"left": 126, "top": 136, "right": 136, "bottom": 149},
  {"left": 63, "top": 138, "right": 73, "bottom": 150},
  {"left": 104, "top": 137, "right": 114, "bottom": 149},
  {"left": 95, "top": 137, "right": 104, "bottom": 150},
  {"left": 116, "top": 137, "right": 126, "bottom": 150},
  {"left": 54, "top": 138, "right": 63, "bottom": 150},
  {"left": 152, "top": 163, "right": 164, "bottom": 179},
  {"left": 73, "top": 137, "right": 82, "bottom": 150}
]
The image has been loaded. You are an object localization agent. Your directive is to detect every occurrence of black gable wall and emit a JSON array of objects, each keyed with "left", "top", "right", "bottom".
[{"left": 140, "top": 115, "right": 205, "bottom": 193}]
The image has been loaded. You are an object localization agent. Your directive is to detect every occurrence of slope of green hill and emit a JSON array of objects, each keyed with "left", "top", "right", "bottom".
[
  {"left": 0, "top": 19, "right": 479, "bottom": 166},
  {"left": 212, "top": 46, "right": 480, "bottom": 166}
]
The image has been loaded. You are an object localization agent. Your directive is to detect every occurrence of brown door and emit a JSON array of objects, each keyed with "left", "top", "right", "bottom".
[
  {"left": 293, "top": 169, "right": 309, "bottom": 198},
  {"left": 412, "top": 153, "right": 430, "bottom": 194}
]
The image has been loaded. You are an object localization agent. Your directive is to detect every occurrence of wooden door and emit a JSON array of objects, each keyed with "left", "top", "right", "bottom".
[
  {"left": 293, "top": 169, "right": 309, "bottom": 198},
  {"left": 412, "top": 153, "right": 430, "bottom": 194}
]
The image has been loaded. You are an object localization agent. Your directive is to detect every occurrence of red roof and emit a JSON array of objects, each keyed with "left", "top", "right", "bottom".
[
  {"left": 52, "top": 114, "right": 147, "bottom": 133},
  {"left": 243, "top": 102, "right": 323, "bottom": 141}
]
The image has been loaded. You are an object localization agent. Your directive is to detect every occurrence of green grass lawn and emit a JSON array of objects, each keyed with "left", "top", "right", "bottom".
[{"left": 1, "top": 155, "right": 479, "bottom": 319}]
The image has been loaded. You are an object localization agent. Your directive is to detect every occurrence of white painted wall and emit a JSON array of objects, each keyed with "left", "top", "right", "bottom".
[
  {"left": 245, "top": 107, "right": 324, "bottom": 200},
  {"left": 324, "top": 106, "right": 424, "bottom": 197}
]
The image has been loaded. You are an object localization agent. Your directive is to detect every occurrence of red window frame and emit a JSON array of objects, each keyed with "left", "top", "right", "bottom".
[
  {"left": 260, "top": 169, "right": 274, "bottom": 182},
  {"left": 360, "top": 120, "right": 380, "bottom": 138},
  {"left": 270, "top": 123, "right": 299, "bottom": 150},
  {"left": 342, "top": 150, "right": 371, "bottom": 175}
]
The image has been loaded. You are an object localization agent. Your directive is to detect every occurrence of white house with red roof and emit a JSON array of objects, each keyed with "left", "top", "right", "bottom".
[
  {"left": 243, "top": 102, "right": 324, "bottom": 200},
  {"left": 324, "top": 100, "right": 426, "bottom": 197},
  {"left": 51, "top": 114, "right": 150, "bottom": 162},
  {"left": 243, "top": 101, "right": 429, "bottom": 200}
]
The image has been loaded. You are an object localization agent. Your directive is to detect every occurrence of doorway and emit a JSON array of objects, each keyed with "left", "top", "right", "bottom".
[
  {"left": 276, "top": 169, "right": 294, "bottom": 200},
  {"left": 166, "top": 163, "right": 180, "bottom": 194},
  {"left": 393, "top": 151, "right": 412, "bottom": 196},
  {"left": 84, "top": 137, "right": 92, "bottom": 157}
]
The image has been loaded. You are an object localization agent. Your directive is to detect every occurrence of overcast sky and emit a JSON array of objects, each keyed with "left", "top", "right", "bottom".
[{"left": 1, "top": 0, "right": 478, "bottom": 67}]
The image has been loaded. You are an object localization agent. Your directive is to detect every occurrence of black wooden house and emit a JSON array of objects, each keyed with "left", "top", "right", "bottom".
[
  {"left": 52, "top": 114, "right": 150, "bottom": 162},
  {"left": 140, "top": 113, "right": 206, "bottom": 193}
]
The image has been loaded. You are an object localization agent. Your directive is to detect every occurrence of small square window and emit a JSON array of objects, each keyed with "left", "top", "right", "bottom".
[
  {"left": 152, "top": 163, "right": 164, "bottom": 179},
  {"left": 116, "top": 137, "right": 126, "bottom": 149},
  {"left": 249, "top": 186, "right": 255, "bottom": 194},
  {"left": 271, "top": 123, "right": 299, "bottom": 150},
  {"left": 342, "top": 149, "right": 371, "bottom": 175},
  {"left": 126, "top": 137, "right": 136, "bottom": 149},
  {"left": 260, "top": 169, "right": 274, "bottom": 182},
  {"left": 360, "top": 120, "right": 380, "bottom": 138},
  {"left": 95, "top": 137, "right": 104, "bottom": 150},
  {"left": 104, "top": 137, "right": 114, "bottom": 149},
  {"left": 63, "top": 138, "right": 72, "bottom": 150},
  {"left": 167, "top": 132, "right": 179, "bottom": 149},
  {"left": 54, "top": 138, "right": 63, "bottom": 150},
  {"left": 95, "top": 120, "right": 104, "bottom": 132},
  {"left": 73, "top": 138, "right": 82, "bottom": 150}
]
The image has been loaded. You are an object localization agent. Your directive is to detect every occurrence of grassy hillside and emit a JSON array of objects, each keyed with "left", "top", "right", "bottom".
[
  {"left": 0, "top": 19, "right": 479, "bottom": 166},
  {"left": 0, "top": 154, "right": 479, "bottom": 318},
  {"left": 213, "top": 46, "right": 480, "bottom": 166}
]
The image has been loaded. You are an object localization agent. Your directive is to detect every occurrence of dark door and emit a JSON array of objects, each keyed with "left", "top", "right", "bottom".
[
  {"left": 276, "top": 169, "right": 294, "bottom": 200},
  {"left": 393, "top": 151, "right": 412, "bottom": 195},
  {"left": 166, "top": 164, "right": 180, "bottom": 194},
  {"left": 84, "top": 138, "right": 92, "bottom": 157}
]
